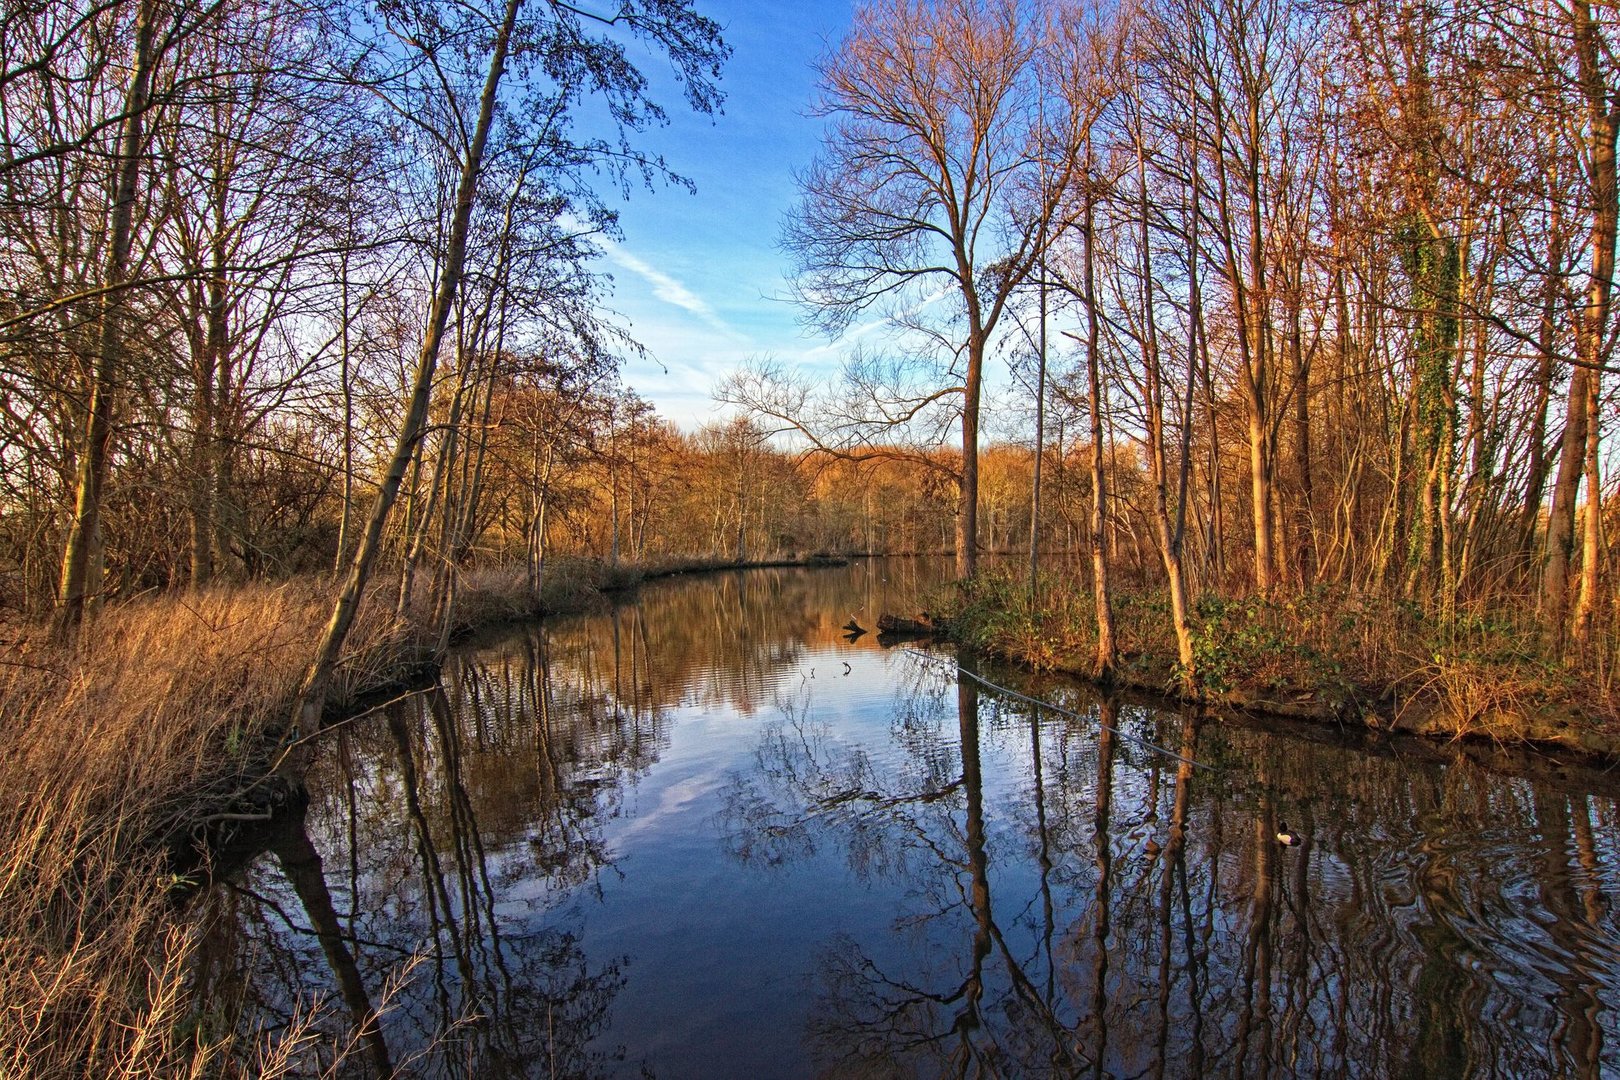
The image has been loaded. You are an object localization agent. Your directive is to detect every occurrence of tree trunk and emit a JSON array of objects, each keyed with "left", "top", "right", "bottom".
[
  {"left": 1518, "top": 231, "right": 1559, "bottom": 568},
  {"left": 293, "top": 0, "right": 522, "bottom": 735},
  {"left": 1574, "top": 367, "right": 1605, "bottom": 649},
  {"left": 1029, "top": 268, "right": 1046, "bottom": 603},
  {"left": 1550, "top": 0, "right": 1619, "bottom": 646},
  {"left": 958, "top": 331, "right": 983, "bottom": 580},
  {"left": 1083, "top": 192, "right": 1116, "bottom": 679},
  {"left": 1136, "top": 133, "right": 1196, "bottom": 692},
  {"left": 55, "top": 0, "right": 161, "bottom": 633},
  {"left": 191, "top": 211, "right": 229, "bottom": 587}
]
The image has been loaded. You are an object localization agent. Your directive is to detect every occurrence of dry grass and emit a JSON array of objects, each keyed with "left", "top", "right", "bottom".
[{"left": 0, "top": 579, "right": 410, "bottom": 1078}]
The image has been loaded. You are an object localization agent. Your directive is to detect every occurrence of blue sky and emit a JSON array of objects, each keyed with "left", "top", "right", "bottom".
[{"left": 596, "top": 1, "right": 855, "bottom": 429}]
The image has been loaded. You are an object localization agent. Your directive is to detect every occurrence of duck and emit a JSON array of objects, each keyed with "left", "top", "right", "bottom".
[
  {"left": 1276, "top": 820, "right": 1302, "bottom": 847},
  {"left": 843, "top": 615, "right": 866, "bottom": 634}
]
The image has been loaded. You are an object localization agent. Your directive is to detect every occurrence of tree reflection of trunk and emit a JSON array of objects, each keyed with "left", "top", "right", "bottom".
[
  {"left": 635, "top": 597, "right": 656, "bottom": 709},
  {"left": 387, "top": 703, "right": 479, "bottom": 1030},
  {"left": 1029, "top": 708, "right": 1057, "bottom": 1006},
  {"left": 1571, "top": 794, "right": 1609, "bottom": 1078},
  {"left": 270, "top": 802, "right": 393, "bottom": 1078},
  {"left": 339, "top": 727, "right": 361, "bottom": 945},
  {"left": 1403, "top": 768, "right": 1474, "bottom": 1078},
  {"left": 952, "top": 672, "right": 993, "bottom": 1072},
  {"left": 529, "top": 633, "right": 561, "bottom": 810},
  {"left": 1571, "top": 795, "right": 1606, "bottom": 925},
  {"left": 996, "top": 700, "right": 1091, "bottom": 1071},
  {"left": 611, "top": 602, "right": 624, "bottom": 725},
  {"left": 430, "top": 682, "right": 516, "bottom": 1031},
  {"left": 1152, "top": 712, "right": 1202, "bottom": 1080},
  {"left": 1235, "top": 780, "right": 1275, "bottom": 1076},
  {"left": 1086, "top": 698, "right": 1117, "bottom": 1079},
  {"left": 1533, "top": 791, "right": 1605, "bottom": 1078}
]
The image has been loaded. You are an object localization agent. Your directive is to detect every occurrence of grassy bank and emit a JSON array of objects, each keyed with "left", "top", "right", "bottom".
[
  {"left": 0, "top": 553, "right": 817, "bottom": 1077},
  {"left": 937, "top": 567, "right": 1620, "bottom": 762}
]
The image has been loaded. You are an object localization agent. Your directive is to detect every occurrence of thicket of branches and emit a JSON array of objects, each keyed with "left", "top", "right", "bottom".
[
  {"left": 0, "top": 0, "right": 737, "bottom": 628},
  {"left": 725, "top": 0, "right": 1620, "bottom": 687},
  {"left": 10, "top": 0, "right": 1620, "bottom": 689}
]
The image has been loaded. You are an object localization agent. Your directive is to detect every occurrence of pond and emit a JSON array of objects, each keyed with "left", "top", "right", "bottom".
[{"left": 197, "top": 559, "right": 1620, "bottom": 1078}]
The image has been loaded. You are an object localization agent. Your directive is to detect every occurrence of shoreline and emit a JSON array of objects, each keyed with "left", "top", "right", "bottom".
[
  {"left": 187, "top": 554, "right": 860, "bottom": 846},
  {"left": 940, "top": 616, "right": 1620, "bottom": 773},
  {"left": 0, "top": 551, "right": 863, "bottom": 1075}
]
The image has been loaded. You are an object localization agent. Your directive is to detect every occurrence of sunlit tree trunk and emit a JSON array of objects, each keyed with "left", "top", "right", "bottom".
[
  {"left": 1518, "top": 210, "right": 1563, "bottom": 569},
  {"left": 55, "top": 0, "right": 160, "bottom": 632},
  {"left": 960, "top": 326, "right": 984, "bottom": 579},
  {"left": 1551, "top": 0, "right": 1618, "bottom": 650},
  {"left": 1029, "top": 268, "right": 1047, "bottom": 602},
  {"left": 1133, "top": 114, "right": 1195, "bottom": 690},
  {"left": 1082, "top": 184, "right": 1117, "bottom": 680},
  {"left": 294, "top": 0, "right": 521, "bottom": 733}
]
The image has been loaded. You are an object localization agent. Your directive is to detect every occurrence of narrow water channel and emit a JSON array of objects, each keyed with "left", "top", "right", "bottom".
[{"left": 199, "top": 559, "right": 1620, "bottom": 1078}]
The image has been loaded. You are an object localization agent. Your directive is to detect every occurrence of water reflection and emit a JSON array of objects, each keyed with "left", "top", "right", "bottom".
[
  {"left": 201, "top": 560, "right": 1620, "bottom": 1078},
  {"left": 717, "top": 650, "right": 1620, "bottom": 1079}
]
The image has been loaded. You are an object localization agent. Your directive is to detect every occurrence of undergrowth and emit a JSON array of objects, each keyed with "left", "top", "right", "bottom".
[{"left": 938, "top": 566, "right": 1617, "bottom": 738}]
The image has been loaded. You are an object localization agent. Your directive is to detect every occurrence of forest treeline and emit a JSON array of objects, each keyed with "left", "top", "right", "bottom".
[
  {"left": 7, "top": 0, "right": 1620, "bottom": 677},
  {"left": 0, "top": 0, "right": 745, "bottom": 629},
  {"left": 721, "top": 0, "right": 1620, "bottom": 693},
  {"left": 0, "top": 0, "right": 1052, "bottom": 642}
]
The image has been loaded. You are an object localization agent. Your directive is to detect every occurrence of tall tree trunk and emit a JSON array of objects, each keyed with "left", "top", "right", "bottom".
[
  {"left": 293, "top": 0, "right": 522, "bottom": 735},
  {"left": 1136, "top": 126, "right": 1195, "bottom": 691},
  {"left": 1518, "top": 221, "right": 1560, "bottom": 569},
  {"left": 1083, "top": 191, "right": 1117, "bottom": 680},
  {"left": 336, "top": 254, "right": 355, "bottom": 572},
  {"left": 1244, "top": 377, "right": 1274, "bottom": 594},
  {"left": 1545, "top": 381, "right": 1588, "bottom": 638},
  {"left": 1574, "top": 368, "right": 1605, "bottom": 649},
  {"left": 1290, "top": 296, "right": 1314, "bottom": 583},
  {"left": 1029, "top": 267, "right": 1046, "bottom": 603},
  {"left": 191, "top": 207, "right": 229, "bottom": 587},
  {"left": 1550, "top": 0, "right": 1619, "bottom": 646},
  {"left": 55, "top": 0, "right": 160, "bottom": 632},
  {"left": 959, "top": 330, "right": 983, "bottom": 580}
]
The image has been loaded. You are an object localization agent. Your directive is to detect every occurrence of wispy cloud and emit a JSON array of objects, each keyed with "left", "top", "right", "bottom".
[
  {"left": 799, "top": 285, "right": 952, "bottom": 360},
  {"left": 599, "top": 241, "right": 749, "bottom": 343}
]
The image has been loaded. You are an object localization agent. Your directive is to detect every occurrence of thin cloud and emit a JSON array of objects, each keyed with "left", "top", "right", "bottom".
[
  {"left": 799, "top": 285, "right": 952, "bottom": 359},
  {"left": 600, "top": 241, "right": 749, "bottom": 342}
]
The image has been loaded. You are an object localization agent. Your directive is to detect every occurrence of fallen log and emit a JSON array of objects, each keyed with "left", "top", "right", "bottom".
[{"left": 877, "top": 612, "right": 940, "bottom": 635}]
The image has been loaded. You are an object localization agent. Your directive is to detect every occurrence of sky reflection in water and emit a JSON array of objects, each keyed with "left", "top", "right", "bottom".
[{"left": 202, "top": 559, "right": 1620, "bottom": 1078}]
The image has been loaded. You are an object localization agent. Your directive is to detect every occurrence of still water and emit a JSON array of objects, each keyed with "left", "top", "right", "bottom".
[{"left": 200, "top": 559, "right": 1620, "bottom": 1078}]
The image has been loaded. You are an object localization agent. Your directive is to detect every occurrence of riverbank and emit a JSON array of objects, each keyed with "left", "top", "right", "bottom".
[
  {"left": 0, "top": 553, "right": 841, "bottom": 1078},
  {"left": 935, "top": 568, "right": 1620, "bottom": 765}
]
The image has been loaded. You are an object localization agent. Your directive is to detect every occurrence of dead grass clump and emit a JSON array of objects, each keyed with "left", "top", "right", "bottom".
[
  {"left": 453, "top": 563, "right": 543, "bottom": 628},
  {"left": 0, "top": 579, "right": 409, "bottom": 1078}
]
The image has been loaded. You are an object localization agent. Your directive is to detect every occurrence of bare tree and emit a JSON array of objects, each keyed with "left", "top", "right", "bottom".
[{"left": 782, "top": 0, "right": 1087, "bottom": 579}]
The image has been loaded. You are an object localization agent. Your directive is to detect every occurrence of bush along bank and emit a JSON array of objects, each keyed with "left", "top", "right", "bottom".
[{"left": 935, "top": 568, "right": 1620, "bottom": 765}]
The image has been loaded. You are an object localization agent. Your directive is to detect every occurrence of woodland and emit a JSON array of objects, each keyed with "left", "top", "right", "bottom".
[{"left": 5, "top": 0, "right": 1620, "bottom": 1073}]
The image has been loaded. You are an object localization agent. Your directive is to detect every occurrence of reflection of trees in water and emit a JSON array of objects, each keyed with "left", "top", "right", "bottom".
[
  {"left": 199, "top": 617, "right": 667, "bottom": 1078},
  {"left": 568, "top": 559, "right": 957, "bottom": 716},
  {"left": 722, "top": 654, "right": 1620, "bottom": 1079},
  {"left": 200, "top": 559, "right": 952, "bottom": 1076},
  {"left": 196, "top": 564, "right": 1619, "bottom": 1077}
]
